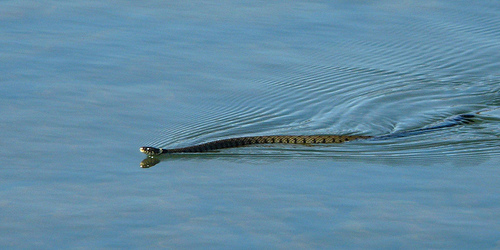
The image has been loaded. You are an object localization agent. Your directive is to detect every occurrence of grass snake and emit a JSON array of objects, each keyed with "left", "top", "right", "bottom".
[{"left": 140, "top": 114, "right": 475, "bottom": 156}]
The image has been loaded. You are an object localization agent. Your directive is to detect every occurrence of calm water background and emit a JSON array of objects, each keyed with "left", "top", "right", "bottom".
[{"left": 1, "top": 0, "right": 500, "bottom": 248}]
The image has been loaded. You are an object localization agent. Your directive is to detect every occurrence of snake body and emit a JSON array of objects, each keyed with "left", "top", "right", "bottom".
[
  {"left": 140, "top": 114, "right": 475, "bottom": 156},
  {"left": 140, "top": 135, "right": 372, "bottom": 156}
]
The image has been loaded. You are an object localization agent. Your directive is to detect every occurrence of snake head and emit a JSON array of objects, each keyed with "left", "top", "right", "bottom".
[{"left": 140, "top": 147, "right": 163, "bottom": 156}]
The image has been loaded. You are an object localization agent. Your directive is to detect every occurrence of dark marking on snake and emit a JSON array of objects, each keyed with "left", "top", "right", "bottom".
[{"left": 140, "top": 114, "right": 475, "bottom": 157}]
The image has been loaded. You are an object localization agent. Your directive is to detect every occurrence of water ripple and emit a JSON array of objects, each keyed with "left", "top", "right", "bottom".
[
  {"left": 145, "top": 1, "right": 500, "bottom": 165},
  {"left": 147, "top": 66, "right": 499, "bottom": 164}
]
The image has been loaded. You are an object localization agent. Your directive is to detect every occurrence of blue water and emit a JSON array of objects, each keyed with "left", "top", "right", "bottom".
[{"left": 1, "top": 1, "right": 499, "bottom": 248}]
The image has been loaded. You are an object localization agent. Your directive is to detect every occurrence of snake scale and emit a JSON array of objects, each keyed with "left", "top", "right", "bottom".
[{"left": 140, "top": 114, "right": 475, "bottom": 156}]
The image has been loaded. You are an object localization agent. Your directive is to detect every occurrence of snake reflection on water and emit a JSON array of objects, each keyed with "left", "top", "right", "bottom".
[{"left": 140, "top": 114, "right": 475, "bottom": 157}]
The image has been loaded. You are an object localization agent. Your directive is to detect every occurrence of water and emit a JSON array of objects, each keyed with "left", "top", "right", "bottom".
[{"left": 1, "top": 0, "right": 499, "bottom": 248}]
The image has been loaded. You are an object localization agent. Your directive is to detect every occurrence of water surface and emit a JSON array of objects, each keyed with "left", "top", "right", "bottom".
[{"left": 1, "top": 0, "right": 499, "bottom": 248}]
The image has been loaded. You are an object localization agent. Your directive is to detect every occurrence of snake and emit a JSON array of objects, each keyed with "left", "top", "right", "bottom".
[{"left": 140, "top": 114, "right": 475, "bottom": 156}]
